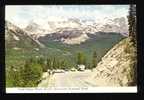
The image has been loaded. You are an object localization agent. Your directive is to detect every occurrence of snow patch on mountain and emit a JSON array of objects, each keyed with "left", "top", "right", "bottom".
[{"left": 13, "top": 34, "right": 20, "bottom": 41}]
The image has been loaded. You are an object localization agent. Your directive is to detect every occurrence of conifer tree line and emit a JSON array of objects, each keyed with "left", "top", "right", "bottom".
[
  {"left": 7, "top": 56, "right": 72, "bottom": 87},
  {"left": 7, "top": 50, "right": 99, "bottom": 87},
  {"left": 128, "top": 4, "right": 136, "bottom": 46},
  {"left": 77, "top": 52, "right": 86, "bottom": 65},
  {"left": 127, "top": 4, "right": 137, "bottom": 86}
]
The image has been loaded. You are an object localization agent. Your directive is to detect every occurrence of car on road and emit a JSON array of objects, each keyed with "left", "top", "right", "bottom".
[
  {"left": 70, "top": 68, "right": 77, "bottom": 71},
  {"left": 47, "top": 70, "right": 54, "bottom": 75},
  {"left": 77, "top": 65, "right": 85, "bottom": 71}
]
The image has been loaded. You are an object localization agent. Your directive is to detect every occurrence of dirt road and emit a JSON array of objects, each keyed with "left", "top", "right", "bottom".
[{"left": 38, "top": 70, "right": 97, "bottom": 87}]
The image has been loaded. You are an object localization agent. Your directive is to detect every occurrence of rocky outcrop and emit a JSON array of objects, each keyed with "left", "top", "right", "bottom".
[
  {"left": 5, "top": 21, "right": 45, "bottom": 48},
  {"left": 86, "top": 37, "right": 137, "bottom": 86}
]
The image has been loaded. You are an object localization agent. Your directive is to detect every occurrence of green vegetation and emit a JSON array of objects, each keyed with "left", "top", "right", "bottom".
[
  {"left": 6, "top": 54, "right": 75, "bottom": 87},
  {"left": 44, "top": 57, "right": 72, "bottom": 70},
  {"left": 6, "top": 34, "right": 125, "bottom": 87},
  {"left": 20, "top": 60, "right": 43, "bottom": 87},
  {"left": 127, "top": 4, "right": 137, "bottom": 86},
  {"left": 128, "top": 4, "right": 136, "bottom": 46},
  {"left": 92, "top": 51, "right": 98, "bottom": 69},
  {"left": 39, "top": 32, "right": 125, "bottom": 65},
  {"left": 6, "top": 58, "right": 43, "bottom": 87},
  {"left": 77, "top": 52, "right": 86, "bottom": 65},
  {"left": 5, "top": 21, "right": 126, "bottom": 87}
]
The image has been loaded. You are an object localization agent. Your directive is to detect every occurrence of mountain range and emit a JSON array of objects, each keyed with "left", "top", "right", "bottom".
[
  {"left": 23, "top": 17, "right": 128, "bottom": 44},
  {"left": 5, "top": 18, "right": 126, "bottom": 68}
]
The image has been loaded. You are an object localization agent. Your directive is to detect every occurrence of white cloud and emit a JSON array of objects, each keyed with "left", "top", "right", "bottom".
[{"left": 5, "top": 5, "right": 129, "bottom": 28}]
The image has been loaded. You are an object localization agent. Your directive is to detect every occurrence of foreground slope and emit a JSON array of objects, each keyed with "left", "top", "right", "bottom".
[{"left": 86, "top": 37, "right": 137, "bottom": 86}]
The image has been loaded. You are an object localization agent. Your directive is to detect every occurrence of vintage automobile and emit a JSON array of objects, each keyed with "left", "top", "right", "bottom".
[{"left": 77, "top": 64, "right": 85, "bottom": 71}]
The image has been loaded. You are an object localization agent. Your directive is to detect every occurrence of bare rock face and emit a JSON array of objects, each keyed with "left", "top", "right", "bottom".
[{"left": 86, "top": 38, "right": 137, "bottom": 86}]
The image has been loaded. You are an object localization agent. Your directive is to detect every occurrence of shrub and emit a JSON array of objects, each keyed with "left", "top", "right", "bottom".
[{"left": 6, "top": 66, "right": 23, "bottom": 87}]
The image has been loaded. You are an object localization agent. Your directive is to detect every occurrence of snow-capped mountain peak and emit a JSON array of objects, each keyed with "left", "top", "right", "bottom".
[{"left": 23, "top": 17, "right": 128, "bottom": 44}]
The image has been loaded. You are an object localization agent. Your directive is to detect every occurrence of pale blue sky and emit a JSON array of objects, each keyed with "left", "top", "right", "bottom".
[{"left": 6, "top": 5, "right": 129, "bottom": 28}]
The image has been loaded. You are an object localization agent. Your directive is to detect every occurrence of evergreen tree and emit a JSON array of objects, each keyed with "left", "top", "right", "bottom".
[
  {"left": 92, "top": 51, "right": 98, "bottom": 68},
  {"left": 127, "top": 4, "right": 137, "bottom": 86},
  {"left": 37, "top": 57, "right": 44, "bottom": 65},
  {"left": 56, "top": 59, "right": 61, "bottom": 69},
  {"left": 128, "top": 4, "right": 136, "bottom": 46},
  {"left": 77, "top": 52, "right": 86, "bottom": 65},
  {"left": 20, "top": 59, "right": 43, "bottom": 87},
  {"left": 53, "top": 57, "right": 57, "bottom": 69},
  {"left": 37, "top": 57, "right": 46, "bottom": 72},
  {"left": 46, "top": 58, "right": 51, "bottom": 70},
  {"left": 8, "top": 66, "right": 22, "bottom": 86}
]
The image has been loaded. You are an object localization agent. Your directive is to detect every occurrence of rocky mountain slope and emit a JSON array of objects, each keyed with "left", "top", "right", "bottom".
[
  {"left": 5, "top": 20, "right": 126, "bottom": 67},
  {"left": 86, "top": 37, "right": 137, "bottom": 86},
  {"left": 5, "top": 21, "right": 45, "bottom": 49},
  {"left": 24, "top": 17, "right": 128, "bottom": 44}
]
